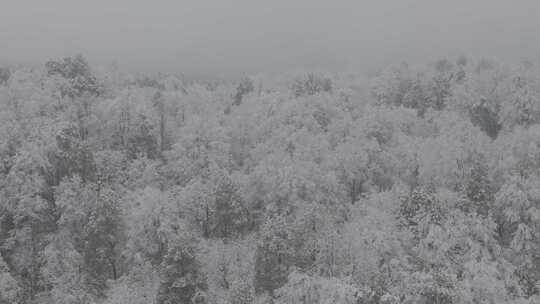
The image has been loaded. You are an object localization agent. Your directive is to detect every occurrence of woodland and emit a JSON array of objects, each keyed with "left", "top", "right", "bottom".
[{"left": 0, "top": 55, "right": 539, "bottom": 303}]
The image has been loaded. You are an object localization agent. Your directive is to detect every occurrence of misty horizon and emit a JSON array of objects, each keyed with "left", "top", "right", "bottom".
[{"left": 2, "top": 0, "right": 540, "bottom": 76}]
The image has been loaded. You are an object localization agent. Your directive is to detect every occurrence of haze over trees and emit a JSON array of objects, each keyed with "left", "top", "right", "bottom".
[{"left": 0, "top": 55, "right": 539, "bottom": 304}]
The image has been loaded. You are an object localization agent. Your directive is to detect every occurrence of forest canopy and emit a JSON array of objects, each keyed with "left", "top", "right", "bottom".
[{"left": 0, "top": 55, "right": 539, "bottom": 304}]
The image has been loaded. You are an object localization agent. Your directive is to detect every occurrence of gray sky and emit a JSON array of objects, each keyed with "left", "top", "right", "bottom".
[{"left": 1, "top": 0, "right": 540, "bottom": 76}]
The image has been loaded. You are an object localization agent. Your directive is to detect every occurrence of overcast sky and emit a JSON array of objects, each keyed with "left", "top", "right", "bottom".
[{"left": 1, "top": 0, "right": 540, "bottom": 76}]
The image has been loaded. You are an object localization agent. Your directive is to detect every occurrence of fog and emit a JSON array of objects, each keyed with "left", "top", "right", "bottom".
[
  {"left": 2, "top": 0, "right": 540, "bottom": 76},
  {"left": 3, "top": 2, "right": 540, "bottom": 303}
]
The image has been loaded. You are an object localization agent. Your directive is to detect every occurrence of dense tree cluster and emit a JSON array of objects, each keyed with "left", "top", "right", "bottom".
[{"left": 0, "top": 55, "right": 539, "bottom": 303}]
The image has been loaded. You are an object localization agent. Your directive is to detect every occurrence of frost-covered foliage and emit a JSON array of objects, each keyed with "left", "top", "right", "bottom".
[{"left": 0, "top": 55, "right": 540, "bottom": 304}]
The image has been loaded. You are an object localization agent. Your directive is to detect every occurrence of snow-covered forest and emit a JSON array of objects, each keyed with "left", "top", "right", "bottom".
[{"left": 0, "top": 55, "right": 540, "bottom": 304}]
